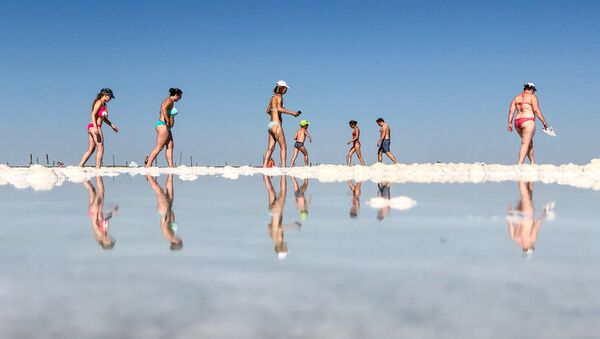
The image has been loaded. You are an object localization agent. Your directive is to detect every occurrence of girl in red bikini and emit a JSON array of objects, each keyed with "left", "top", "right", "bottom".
[
  {"left": 346, "top": 120, "right": 365, "bottom": 166},
  {"left": 79, "top": 88, "right": 119, "bottom": 168},
  {"left": 507, "top": 83, "right": 550, "bottom": 165}
]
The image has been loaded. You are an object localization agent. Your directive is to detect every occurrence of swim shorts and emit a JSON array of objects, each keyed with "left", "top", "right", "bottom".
[{"left": 378, "top": 139, "right": 391, "bottom": 153}]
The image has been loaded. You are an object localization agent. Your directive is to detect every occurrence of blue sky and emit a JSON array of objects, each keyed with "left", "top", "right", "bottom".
[{"left": 0, "top": 0, "right": 598, "bottom": 166}]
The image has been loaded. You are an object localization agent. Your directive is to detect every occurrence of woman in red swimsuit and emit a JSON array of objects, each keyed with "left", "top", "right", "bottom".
[
  {"left": 507, "top": 83, "right": 549, "bottom": 165},
  {"left": 346, "top": 120, "right": 365, "bottom": 165},
  {"left": 79, "top": 88, "right": 119, "bottom": 168}
]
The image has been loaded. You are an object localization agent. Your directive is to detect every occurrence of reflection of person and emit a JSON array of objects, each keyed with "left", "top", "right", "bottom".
[
  {"left": 291, "top": 177, "right": 310, "bottom": 220},
  {"left": 263, "top": 80, "right": 302, "bottom": 168},
  {"left": 264, "top": 175, "right": 300, "bottom": 260},
  {"left": 290, "top": 120, "right": 312, "bottom": 167},
  {"left": 348, "top": 180, "right": 361, "bottom": 218},
  {"left": 377, "top": 182, "right": 391, "bottom": 220},
  {"left": 376, "top": 118, "right": 399, "bottom": 164},
  {"left": 79, "top": 88, "right": 119, "bottom": 168},
  {"left": 507, "top": 83, "right": 550, "bottom": 165},
  {"left": 84, "top": 176, "right": 118, "bottom": 250},
  {"left": 346, "top": 120, "right": 365, "bottom": 166},
  {"left": 147, "top": 174, "right": 182, "bottom": 250},
  {"left": 145, "top": 88, "right": 183, "bottom": 168},
  {"left": 507, "top": 181, "right": 547, "bottom": 256}
]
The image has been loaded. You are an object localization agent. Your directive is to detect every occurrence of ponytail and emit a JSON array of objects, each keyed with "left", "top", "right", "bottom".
[
  {"left": 169, "top": 88, "right": 183, "bottom": 96},
  {"left": 91, "top": 92, "right": 103, "bottom": 110}
]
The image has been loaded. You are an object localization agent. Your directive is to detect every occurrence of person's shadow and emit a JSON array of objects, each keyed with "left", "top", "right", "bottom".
[{"left": 147, "top": 174, "right": 182, "bottom": 251}]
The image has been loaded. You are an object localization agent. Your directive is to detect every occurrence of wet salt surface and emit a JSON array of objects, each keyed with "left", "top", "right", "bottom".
[{"left": 1, "top": 175, "right": 599, "bottom": 338}]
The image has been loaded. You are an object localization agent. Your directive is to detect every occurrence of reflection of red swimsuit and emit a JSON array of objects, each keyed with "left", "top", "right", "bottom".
[
  {"left": 87, "top": 106, "right": 108, "bottom": 130},
  {"left": 514, "top": 93, "right": 535, "bottom": 129}
]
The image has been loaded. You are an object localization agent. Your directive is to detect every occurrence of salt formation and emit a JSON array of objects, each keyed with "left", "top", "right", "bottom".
[{"left": 0, "top": 160, "right": 599, "bottom": 191}]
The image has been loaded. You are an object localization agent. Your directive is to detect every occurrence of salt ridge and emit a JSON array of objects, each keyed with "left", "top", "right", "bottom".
[{"left": 1, "top": 160, "right": 599, "bottom": 191}]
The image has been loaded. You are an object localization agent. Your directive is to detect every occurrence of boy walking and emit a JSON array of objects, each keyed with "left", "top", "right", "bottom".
[{"left": 291, "top": 120, "right": 312, "bottom": 167}]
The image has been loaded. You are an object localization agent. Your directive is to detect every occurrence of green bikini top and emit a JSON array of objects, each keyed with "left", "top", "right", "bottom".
[{"left": 169, "top": 107, "right": 178, "bottom": 116}]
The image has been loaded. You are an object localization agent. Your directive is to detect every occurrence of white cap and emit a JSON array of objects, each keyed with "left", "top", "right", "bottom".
[
  {"left": 524, "top": 82, "right": 536, "bottom": 88},
  {"left": 276, "top": 80, "right": 289, "bottom": 88}
]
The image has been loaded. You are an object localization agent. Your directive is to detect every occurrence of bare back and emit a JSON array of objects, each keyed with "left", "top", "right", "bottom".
[
  {"left": 267, "top": 94, "right": 283, "bottom": 123},
  {"left": 512, "top": 92, "right": 535, "bottom": 119},
  {"left": 159, "top": 97, "right": 174, "bottom": 123},
  {"left": 295, "top": 128, "right": 307, "bottom": 142}
]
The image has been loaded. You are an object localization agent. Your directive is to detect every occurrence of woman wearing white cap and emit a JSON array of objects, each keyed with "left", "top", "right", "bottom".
[
  {"left": 507, "top": 82, "right": 550, "bottom": 165},
  {"left": 263, "top": 80, "right": 302, "bottom": 167}
]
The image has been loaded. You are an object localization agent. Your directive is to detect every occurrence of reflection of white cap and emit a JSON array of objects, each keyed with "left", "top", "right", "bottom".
[
  {"left": 276, "top": 80, "right": 289, "bottom": 88},
  {"left": 277, "top": 252, "right": 288, "bottom": 260},
  {"left": 524, "top": 82, "right": 536, "bottom": 88}
]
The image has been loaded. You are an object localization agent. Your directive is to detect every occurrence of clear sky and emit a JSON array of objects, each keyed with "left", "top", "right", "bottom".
[{"left": 1, "top": 0, "right": 598, "bottom": 166}]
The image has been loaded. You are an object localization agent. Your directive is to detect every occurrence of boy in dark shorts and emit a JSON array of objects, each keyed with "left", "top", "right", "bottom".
[{"left": 291, "top": 120, "right": 312, "bottom": 167}]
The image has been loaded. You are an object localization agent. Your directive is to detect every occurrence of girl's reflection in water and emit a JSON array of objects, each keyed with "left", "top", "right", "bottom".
[
  {"left": 291, "top": 177, "right": 310, "bottom": 221},
  {"left": 507, "top": 181, "right": 552, "bottom": 257},
  {"left": 84, "top": 176, "right": 118, "bottom": 250},
  {"left": 348, "top": 180, "right": 361, "bottom": 218},
  {"left": 264, "top": 175, "right": 300, "bottom": 260},
  {"left": 147, "top": 174, "right": 182, "bottom": 251}
]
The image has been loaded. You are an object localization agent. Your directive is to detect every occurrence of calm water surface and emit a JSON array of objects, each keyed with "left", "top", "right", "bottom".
[{"left": 1, "top": 175, "right": 599, "bottom": 338}]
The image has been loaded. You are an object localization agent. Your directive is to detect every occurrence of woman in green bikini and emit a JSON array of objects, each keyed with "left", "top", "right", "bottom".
[{"left": 145, "top": 88, "right": 183, "bottom": 168}]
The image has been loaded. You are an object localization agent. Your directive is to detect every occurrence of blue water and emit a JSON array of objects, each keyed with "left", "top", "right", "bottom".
[{"left": 1, "top": 176, "right": 599, "bottom": 338}]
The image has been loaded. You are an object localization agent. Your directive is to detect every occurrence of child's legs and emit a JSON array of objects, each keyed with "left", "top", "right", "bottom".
[
  {"left": 290, "top": 147, "right": 300, "bottom": 166},
  {"left": 300, "top": 147, "right": 309, "bottom": 166},
  {"left": 355, "top": 144, "right": 365, "bottom": 165},
  {"left": 347, "top": 147, "right": 355, "bottom": 165}
]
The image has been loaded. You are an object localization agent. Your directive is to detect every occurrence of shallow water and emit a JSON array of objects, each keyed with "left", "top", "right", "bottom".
[{"left": 1, "top": 175, "right": 599, "bottom": 338}]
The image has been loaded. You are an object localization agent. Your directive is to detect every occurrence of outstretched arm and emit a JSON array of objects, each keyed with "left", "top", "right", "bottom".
[
  {"left": 275, "top": 96, "right": 301, "bottom": 116},
  {"left": 103, "top": 117, "right": 119, "bottom": 132}
]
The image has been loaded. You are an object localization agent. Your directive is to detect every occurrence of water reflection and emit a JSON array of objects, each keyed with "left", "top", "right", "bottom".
[
  {"left": 264, "top": 175, "right": 301, "bottom": 260},
  {"left": 291, "top": 177, "right": 310, "bottom": 221},
  {"left": 147, "top": 174, "right": 183, "bottom": 251},
  {"left": 377, "top": 182, "right": 392, "bottom": 220},
  {"left": 507, "top": 181, "right": 554, "bottom": 257},
  {"left": 83, "top": 176, "right": 118, "bottom": 250},
  {"left": 348, "top": 180, "right": 361, "bottom": 218}
]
